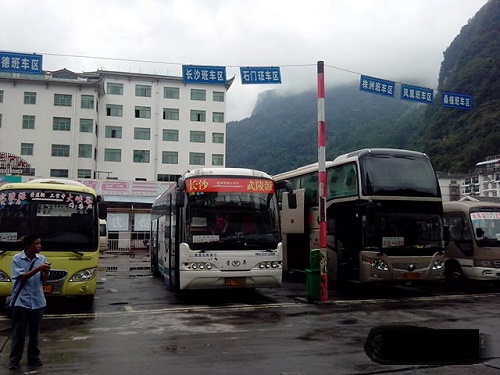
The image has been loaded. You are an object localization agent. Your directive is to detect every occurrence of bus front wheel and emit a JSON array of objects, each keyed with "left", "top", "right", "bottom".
[{"left": 445, "top": 262, "right": 465, "bottom": 289}]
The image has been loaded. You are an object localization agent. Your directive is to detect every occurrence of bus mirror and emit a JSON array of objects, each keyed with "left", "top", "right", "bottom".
[
  {"left": 443, "top": 226, "right": 450, "bottom": 244},
  {"left": 98, "top": 203, "right": 107, "bottom": 220},
  {"left": 176, "top": 191, "right": 185, "bottom": 207},
  {"left": 288, "top": 192, "right": 297, "bottom": 209}
]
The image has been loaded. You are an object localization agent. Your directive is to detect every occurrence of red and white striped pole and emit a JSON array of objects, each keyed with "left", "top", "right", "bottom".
[{"left": 317, "top": 61, "right": 328, "bottom": 301}]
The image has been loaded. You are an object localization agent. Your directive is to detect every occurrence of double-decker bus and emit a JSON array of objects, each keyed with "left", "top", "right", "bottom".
[
  {"left": 150, "top": 168, "right": 295, "bottom": 291},
  {"left": 274, "top": 148, "right": 445, "bottom": 284},
  {"left": 0, "top": 178, "right": 107, "bottom": 308}
]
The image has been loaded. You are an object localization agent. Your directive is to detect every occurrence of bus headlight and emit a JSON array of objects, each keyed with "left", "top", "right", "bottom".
[
  {"left": 0, "top": 271, "right": 11, "bottom": 282},
  {"left": 183, "top": 262, "right": 214, "bottom": 270},
  {"left": 474, "top": 260, "right": 496, "bottom": 268},
  {"left": 257, "top": 261, "right": 282, "bottom": 269},
  {"left": 361, "top": 256, "right": 389, "bottom": 271},
  {"left": 432, "top": 259, "right": 445, "bottom": 269},
  {"left": 69, "top": 267, "right": 97, "bottom": 282}
]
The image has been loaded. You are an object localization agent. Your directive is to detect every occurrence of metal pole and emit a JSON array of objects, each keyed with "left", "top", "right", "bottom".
[{"left": 317, "top": 61, "right": 328, "bottom": 301}]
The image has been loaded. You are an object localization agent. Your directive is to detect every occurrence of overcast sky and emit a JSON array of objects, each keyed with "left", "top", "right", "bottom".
[{"left": 0, "top": 0, "right": 489, "bottom": 121}]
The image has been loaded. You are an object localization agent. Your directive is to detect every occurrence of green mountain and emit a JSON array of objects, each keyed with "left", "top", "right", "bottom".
[{"left": 226, "top": 0, "right": 500, "bottom": 176}]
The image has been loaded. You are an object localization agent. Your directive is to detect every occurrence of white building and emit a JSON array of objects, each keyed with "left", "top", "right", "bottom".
[{"left": 0, "top": 68, "right": 228, "bottom": 182}]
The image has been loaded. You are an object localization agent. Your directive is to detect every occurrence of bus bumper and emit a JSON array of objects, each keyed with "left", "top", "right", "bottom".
[
  {"left": 359, "top": 252, "right": 445, "bottom": 283},
  {"left": 179, "top": 271, "right": 282, "bottom": 290}
]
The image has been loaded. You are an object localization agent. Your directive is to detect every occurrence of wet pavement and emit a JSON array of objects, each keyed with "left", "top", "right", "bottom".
[{"left": 1, "top": 253, "right": 500, "bottom": 374}]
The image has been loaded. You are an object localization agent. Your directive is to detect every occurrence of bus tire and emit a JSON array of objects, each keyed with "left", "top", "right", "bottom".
[
  {"left": 79, "top": 295, "right": 94, "bottom": 310},
  {"left": 445, "top": 262, "right": 465, "bottom": 289}
]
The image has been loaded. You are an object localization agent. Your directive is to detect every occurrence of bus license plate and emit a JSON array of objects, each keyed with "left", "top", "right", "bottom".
[
  {"left": 43, "top": 285, "right": 53, "bottom": 294},
  {"left": 402, "top": 272, "right": 420, "bottom": 280},
  {"left": 225, "top": 277, "right": 246, "bottom": 287}
]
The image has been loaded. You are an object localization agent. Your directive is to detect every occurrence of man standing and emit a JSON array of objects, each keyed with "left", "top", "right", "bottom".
[{"left": 8, "top": 233, "right": 50, "bottom": 370}]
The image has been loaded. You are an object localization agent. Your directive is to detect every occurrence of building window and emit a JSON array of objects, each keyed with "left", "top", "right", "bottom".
[
  {"left": 135, "top": 106, "right": 151, "bottom": 119},
  {"left": 213, "top": 91, "right": 224, "bottom": 102},
  {"left": 133, "top": 150, "right": 150, "bottom": 163},
  {"left": 107, "top": 82, "right": 123, "bottom": 95},
  {"left": 50, "top": 169, "right": 69, "bottom": 177},
  {"left": 80, "top": 119, "right": 93, "bottom": 133},
  {"left": 22, "top": 115, "right": 35, "bottom": 129},
  {"left": 78, "top": 169, "right": 92, "bottom": 178},
  {"left": 162, "top": 151, "right": 178, "bottom": 164},
  {"left": 51, "top": 144, "right": 70, "bottom": 157},
  {"left": 81, "top": 95, "right": 94, "bottom": 109},
  {"left": 24, "top": 92, "right": 36, "bottom": 104},
  {"left": 163, "top": 129, "right": 179, "bottom": 142},
  {"left": 0, "top": 114, "right": 2, "bottom": 127},
  {"left": 106, "top": 104, "right": 123, "bottom": 117},
  {"left": 54, "top": 94, "right": 72, "bottom": 107},
  {"left": 190, "top": 131, "right": 205, "bottom": 143},
  {"left": 78, "top": 144, "right": 93, "bottom": 158},
  {"left": 212, "top": 132, "right": 224, "bottom": 144},
  {"left": 104, "top": 148, "right": 121, "bottom": 162},
  {"left": 190, "top": 110, "right": 206, "bottom": 122},
  {"left": 21, "top": 143, "right": 34, "bottom": 156},
  {"left": 212, "top": 154, "right": 224, "bottom": 166},
  {"left": 135, "top": 84, "right": 152, "bottom": 97},
  {"left": 53, "top": 117, "right": 71, "bottom": 131},
  {"left": 164, "top": 87, "right": 180, "bottom": 99},
  {"left": 157, "top": 174, "right": 181, "bottom": 182},
  {"left": 191, "top": 89, "right": 206, "bottom": 101},
  {"left": 163, "top": 108, "right": 179, "bottom": 120},
  {"left": 0, "top": 90, "right": 3, "bottom": 103},
  {"left": 189, "top": 152, "right": 205, "bottom": 165},
  {"left": 213, "top": 112, "right": 224, "bottom": 123},
  {"left": 134, "top": 127, "right": 151, "bottom": 140},
  {"left": 105, "top": 126, "right": 122, "bottom": 139}
]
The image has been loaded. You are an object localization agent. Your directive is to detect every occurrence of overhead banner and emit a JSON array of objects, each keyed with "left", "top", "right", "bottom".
[
  {"left": 400, "top": 84, "right": 434, "bottom": 105},
  {"left": 359, "top": 75, "right": 395, "bottom": 98},
  {"left": 240, "top": 67, "right": 282, "bottom": 84},
  {"left": 442, "top": 91, "right": 473, "bottom": 110},
  {"left": 0, "top": 51, "right": 43, "bottom": 74},
  {"left": 182, "top": 65, "right": 226, "bottom": 85}
]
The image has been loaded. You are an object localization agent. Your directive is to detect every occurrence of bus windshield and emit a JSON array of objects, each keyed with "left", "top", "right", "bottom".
[
  {"left": 471, "top": 211, "right": 500, "bottom": 245},
  {"left": 361, "top": 153, "right": 440, "bottom": 197},
  {"left": 186, "top": 191, "right": 280, "bottom": 250},
  {"left": 0, "top": 189, "right": 98, "bottom": 251},
  {"left": 366, "top": 213, "right": 443, "bottom": 253}
]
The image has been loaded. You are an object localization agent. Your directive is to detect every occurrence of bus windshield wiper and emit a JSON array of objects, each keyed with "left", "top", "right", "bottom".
[{"left": 71, "top": 250, "right": 84, "bottom": 256}]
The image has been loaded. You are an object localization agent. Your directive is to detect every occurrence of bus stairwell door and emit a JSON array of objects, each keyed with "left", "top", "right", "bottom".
[{"left": 281, "top": 189, "right": 305, "bottom": 234}]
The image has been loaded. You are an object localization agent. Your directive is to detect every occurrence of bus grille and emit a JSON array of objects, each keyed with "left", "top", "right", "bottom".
[
  {"left": 391, "top": 262, "right": 430, "bottom": 271},
  {"left": 47, "top": 270, "right": 67, "bottom": 281}
]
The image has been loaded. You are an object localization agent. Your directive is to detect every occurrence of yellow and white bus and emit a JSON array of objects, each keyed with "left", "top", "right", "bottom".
[
  {"left": 444, "top": 199, "right": 500, "bottom": 286},
  {"left": 0, "top": 178, "right": 107, "bottom": 308},
  {"left": 150, "top": 168, "right": 295, "bottom": 291}
]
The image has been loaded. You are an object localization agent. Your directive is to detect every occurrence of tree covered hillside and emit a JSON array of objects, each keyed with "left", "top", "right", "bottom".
[
  {"left": 420, "top": 0, "right": 500, "bottom": 173},
  {"left": 226, "top": 0, "right": 499, "bottom": 176}
]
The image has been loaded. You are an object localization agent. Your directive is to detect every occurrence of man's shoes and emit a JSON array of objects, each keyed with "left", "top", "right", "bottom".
[
  {"left": 8, "top": 362, "right": 19, "bottom": 370},
  {"left": 28, "top": 359, "right": 43, "bottom": 367}
]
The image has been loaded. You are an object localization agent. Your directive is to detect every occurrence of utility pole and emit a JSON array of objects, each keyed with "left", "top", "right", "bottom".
[{"left": 317, "top": 61, "right": 328, "bottom": 301}]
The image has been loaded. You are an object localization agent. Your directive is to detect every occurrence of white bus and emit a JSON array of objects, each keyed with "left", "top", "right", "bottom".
[
  {"left": 275, "top": 148, "right": 445, "bottom": 284},
  {"left": 444, "top": 199, "right": 500, "bottom": 286},
  {"left": 150, "top": 168, "right": 296, "bottom": 291}
]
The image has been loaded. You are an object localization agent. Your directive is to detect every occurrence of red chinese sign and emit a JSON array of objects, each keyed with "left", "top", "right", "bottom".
[{"left": 185, "top": 178, "right": 275, "bottom": 193}]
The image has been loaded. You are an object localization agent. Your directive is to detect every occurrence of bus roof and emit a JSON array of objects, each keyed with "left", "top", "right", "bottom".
[
  {"left": 0, "top": 179, "right": 97, "bottom": 195},
  {"left": 444, "top": 200, "right": 500, "bottom": 212},
  {"left": 273, "top": 148, "right": 429, "bottom": 181},
  {"left": 181, "top": 168, "right": 272, "bottom": 180}
]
